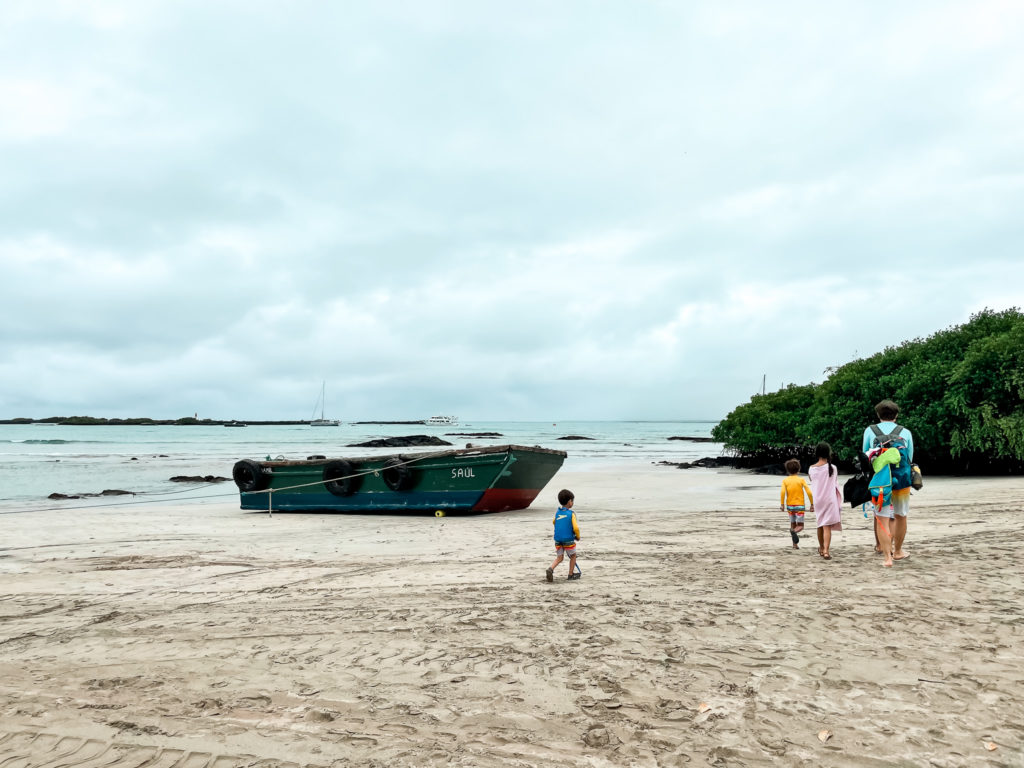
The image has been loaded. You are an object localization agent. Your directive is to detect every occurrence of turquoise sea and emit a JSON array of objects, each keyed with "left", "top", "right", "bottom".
[{"left": 0, "top": 420, "right": 722, "bottom": 510}]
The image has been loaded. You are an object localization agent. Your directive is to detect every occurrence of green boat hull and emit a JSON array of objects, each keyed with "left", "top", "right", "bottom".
[{"left": 233, "top": 444, "right": 567, "bottom": 513}]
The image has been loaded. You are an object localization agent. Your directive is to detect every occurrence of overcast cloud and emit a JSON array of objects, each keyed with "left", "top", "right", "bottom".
[{"left": 1, "top": 1, "right": 1022, "bottom": 421}]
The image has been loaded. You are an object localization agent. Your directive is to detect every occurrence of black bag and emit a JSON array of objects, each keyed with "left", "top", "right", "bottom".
[
  {"left": 843, "top": 474, "right": 872, "bottom": 507},
  {"left": 843, "top": 451, "right": 874, "bottom": 507}
]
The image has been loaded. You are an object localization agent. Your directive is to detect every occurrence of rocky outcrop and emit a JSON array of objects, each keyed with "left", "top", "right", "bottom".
[
  {"left": 47, "top": 489, "right": 135, "bottom": 500},
  {"left": 657, "top": 457, "right": 787, "bottom": 474},
  {"left": 446, "top": 432, "right": 504, "bottom": 438},
  {"left": 667, "top": 436, "right": 717, "bottom": 442},
  {"left": 169, "top": 475, "right": 230, "bottom": 483},
  {"left": 656, "top": 457, "right": 737, "bottom": 469},
  {"left": 347, "top": 435, "right": 453, "bottom": 448},
  {"left": 557, "top": 435, "right": 594, "bottom": 441}
]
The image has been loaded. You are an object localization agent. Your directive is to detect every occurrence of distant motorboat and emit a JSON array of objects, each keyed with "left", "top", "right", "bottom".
[
  {"left": 425, "top": 415, "right": 458, "bottom": 426},
  {"left": 224, "top": 421, "right": 247, "bottom": 427},
  {"left": 310, "top": 382, "right": 340, "bottom": 427}
]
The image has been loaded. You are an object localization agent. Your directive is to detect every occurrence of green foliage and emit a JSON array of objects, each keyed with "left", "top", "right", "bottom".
[
  {"left": 947, "top": 315, "right": 1024, "bottom": 463},
  {"left": 714, "top": 308, "right": 1024, "bottom": 473},
  {"left": 710, "top": 384, "right": 817, "bottom": 453}
]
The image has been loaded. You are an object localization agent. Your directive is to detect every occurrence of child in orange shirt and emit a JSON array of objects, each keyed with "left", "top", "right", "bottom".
[{"left": 780, "top": 458, "right": 813, "bottom": 549}]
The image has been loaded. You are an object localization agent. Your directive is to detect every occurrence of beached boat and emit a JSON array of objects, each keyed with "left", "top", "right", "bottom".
[
  {"left": 232, "top": 444, "right": 567, "bottom": 513},
  {"left": 425, "top": 415, "right": 458, "bottom": 425},
  {"left": 310, "top": 382, "right": 340, "bottom": 427}
]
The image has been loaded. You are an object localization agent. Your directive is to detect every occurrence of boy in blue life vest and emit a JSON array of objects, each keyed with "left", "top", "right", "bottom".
[{"left": 546, "top": 489, "right": 581, "bottom": 582}]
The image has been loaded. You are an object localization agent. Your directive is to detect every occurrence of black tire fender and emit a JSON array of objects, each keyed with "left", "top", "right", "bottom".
[
  {"left": 324, "top": 460, "right": 361, "bottom": 496},
  {"left": 233, "top": 459, "right": 270, "bottom": 492},
  {"left": 381, "top": 457, "right": 415, "bottom": 491}
]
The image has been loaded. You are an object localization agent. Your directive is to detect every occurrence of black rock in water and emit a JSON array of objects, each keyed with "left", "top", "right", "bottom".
[
  {"left": 169, "top": 475, "right": 230, "bottom": 483},
  {"left": 557, "top": 435, "right": 594, "bottom": 441},
  {"left": 656, "top": 456, "right": 788, "bottom": 474},
  {"left": 47, "top": 489, "right": 136, "bottom": 500},
  {"left": 656, "top": 457, "right": 743, "bottom": 470},
  {"left": 347, "top": 435, "right": 453, "bottom": 448},
  {"left": 667, "top": 436, "right": 717, "bottom": 442},
  {"left": 446, "top": 432, "right": 504, "bottom": 438}
]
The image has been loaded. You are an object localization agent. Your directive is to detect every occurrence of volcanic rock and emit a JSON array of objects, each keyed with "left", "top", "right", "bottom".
[{"left": 347, "top": 435, "right": 453, "bottom": 448}]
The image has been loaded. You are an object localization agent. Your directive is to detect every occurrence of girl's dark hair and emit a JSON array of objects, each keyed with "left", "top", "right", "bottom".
[{"left": 815, "top": 441, "right": 835, "bottom": 477}]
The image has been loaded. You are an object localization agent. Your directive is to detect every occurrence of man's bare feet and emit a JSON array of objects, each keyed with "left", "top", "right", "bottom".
[
  {"left": 883, "top": 557, "right": 893, "bottom": 567},
  {"left": 893, "top": 551, "right": 910, "bottom": 561}
]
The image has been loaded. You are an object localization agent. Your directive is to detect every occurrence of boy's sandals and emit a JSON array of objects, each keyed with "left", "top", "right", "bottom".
[
  {"left": 568, "top": 573, "right": 581, "bottom": 580},
  {"left": 823, "top": 553, "right": 832, "bottom": 560},
  {"left": 545, "top": 568, "right": 554, "bottom": 583}
]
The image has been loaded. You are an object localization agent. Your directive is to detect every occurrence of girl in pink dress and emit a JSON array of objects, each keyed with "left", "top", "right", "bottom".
[{"left": 809, "top": 442, "right": 843, "bottom": 560}]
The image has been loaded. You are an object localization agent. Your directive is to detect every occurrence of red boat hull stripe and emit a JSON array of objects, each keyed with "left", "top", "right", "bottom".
[{"left": 470, "top": 488, "right": 542, "bottom": 513}]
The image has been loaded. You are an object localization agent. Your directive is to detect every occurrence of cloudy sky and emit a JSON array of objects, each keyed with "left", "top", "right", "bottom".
[{"left": 2, "top": 1, "right": 1022, "bottom": 421}]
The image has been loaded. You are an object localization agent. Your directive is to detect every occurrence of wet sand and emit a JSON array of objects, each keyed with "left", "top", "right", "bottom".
[{"left": 1, "top": 469, "right": 1022, "bottom": 766}]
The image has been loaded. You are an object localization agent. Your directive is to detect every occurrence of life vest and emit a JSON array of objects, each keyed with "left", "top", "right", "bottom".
[{"left": 553, "top": 507, "right": 576, "bottom": 542}]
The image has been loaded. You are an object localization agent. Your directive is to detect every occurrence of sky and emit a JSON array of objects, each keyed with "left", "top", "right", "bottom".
[{"left": 2, "top": 1, "right": 1022, "bottom": 422}]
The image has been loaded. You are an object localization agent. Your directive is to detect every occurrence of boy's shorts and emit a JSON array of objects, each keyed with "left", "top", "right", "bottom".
[
  {"left": 874, "top": 504, "right": 894, "bottom": 520},
  {"left": 555, "top": 540, "right": 577, "bottom": 556},
  {"left": 787, "top": 506, "right": 805, "bottom": 525}
]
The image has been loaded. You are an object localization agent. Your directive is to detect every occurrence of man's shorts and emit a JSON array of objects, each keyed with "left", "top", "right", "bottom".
[
  {"left": 892, "top": 488, "right": 910, "bottom": 518},
  {"left": 874, "top": 504, "right": 894, "bottom": 520},
  {"left": 554, "top": 540, "right": 577, "bottom": 556}
]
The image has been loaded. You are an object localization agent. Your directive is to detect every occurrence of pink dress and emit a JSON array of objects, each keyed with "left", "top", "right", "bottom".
[{"left": 809, "top": 463, "right": 843, "bottom": 530}]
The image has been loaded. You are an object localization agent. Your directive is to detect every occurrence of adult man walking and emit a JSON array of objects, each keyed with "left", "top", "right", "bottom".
[{"left": 863, "top": 399, "right": 914, "bottom": 562}]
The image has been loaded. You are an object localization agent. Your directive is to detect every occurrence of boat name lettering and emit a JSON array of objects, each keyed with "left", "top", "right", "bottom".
[{"left": 451, "top": 468, "right": 475, "bottom": 479}]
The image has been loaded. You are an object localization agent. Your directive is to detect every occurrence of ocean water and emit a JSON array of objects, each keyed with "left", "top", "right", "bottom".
[{"left": 0, "top": 420, "right": 722, "bottom": 510}]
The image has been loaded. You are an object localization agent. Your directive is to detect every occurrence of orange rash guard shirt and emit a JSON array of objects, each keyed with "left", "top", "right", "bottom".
[{"left": 780, "top": 475, "right": 813, "bottom": 508}]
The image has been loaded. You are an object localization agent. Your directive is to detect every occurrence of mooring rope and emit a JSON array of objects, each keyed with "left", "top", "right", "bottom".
[
  {"left": 0, "top": 450, "right": 455, "bottom": 515},
  {"left": 243, "top": 449, "right": 441, "bottom": 495}
]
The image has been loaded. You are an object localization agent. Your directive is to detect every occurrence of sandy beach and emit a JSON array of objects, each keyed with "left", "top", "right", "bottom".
[{"left": 1, "top": 467, "right": 1022, "bottom": 767}]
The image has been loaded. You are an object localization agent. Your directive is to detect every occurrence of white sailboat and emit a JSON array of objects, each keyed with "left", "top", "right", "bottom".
[{"left": 310, "top": 382, "right": 340, "bottom": 426}]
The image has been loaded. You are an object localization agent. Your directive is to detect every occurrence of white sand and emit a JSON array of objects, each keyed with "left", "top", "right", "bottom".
[{"left": 1, "top": 468, "right": 1022, "bottom": 766}]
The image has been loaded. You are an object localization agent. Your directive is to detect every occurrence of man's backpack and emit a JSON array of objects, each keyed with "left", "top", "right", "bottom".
[{"left": 869, "top": 424, "right": 912, "bottom": 491}]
